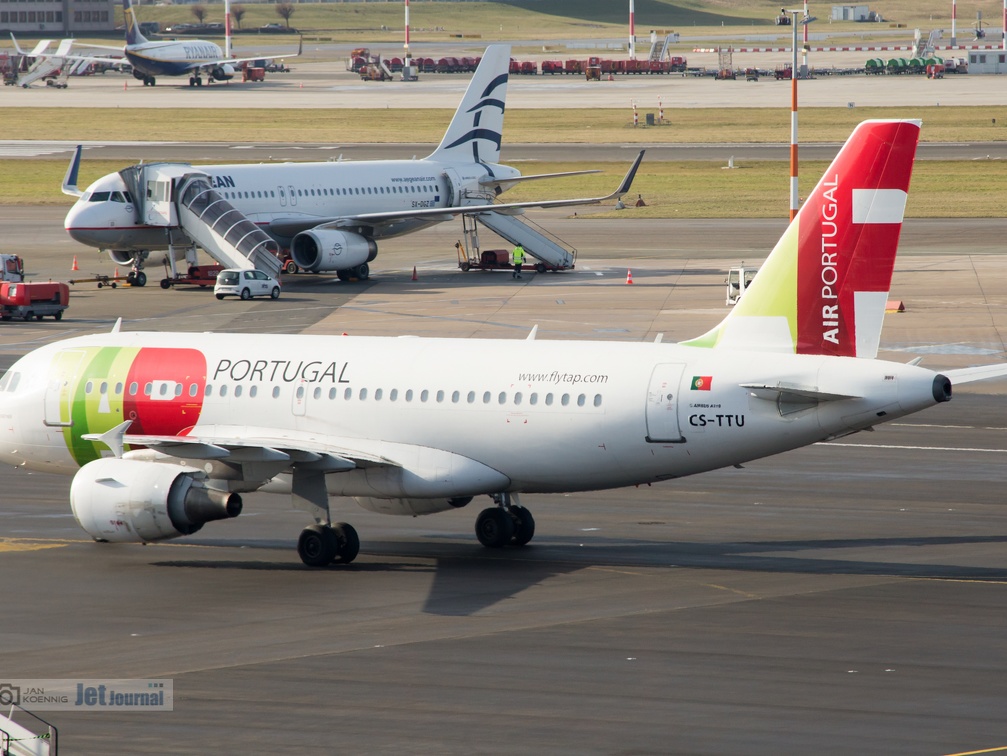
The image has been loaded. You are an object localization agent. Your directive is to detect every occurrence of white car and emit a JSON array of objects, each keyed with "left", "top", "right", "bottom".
[{"left": 214, "top": 269, "right": 281, "bottom": 301}]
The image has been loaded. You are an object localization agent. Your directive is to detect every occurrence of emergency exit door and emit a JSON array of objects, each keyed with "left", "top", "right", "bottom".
[{"left": 645, "top": 363, "right": 685, "bottom": 443}]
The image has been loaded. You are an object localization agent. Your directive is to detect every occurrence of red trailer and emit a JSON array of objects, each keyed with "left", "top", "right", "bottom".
[
  {"left": 1, "top": 281, "right": 69, "bottom": 321},
  {"left": 541, "top": 60, "right": 564, "bottom": 74},
  {"left": 519, "top": 61, "right": 537, "bottom": 75}
]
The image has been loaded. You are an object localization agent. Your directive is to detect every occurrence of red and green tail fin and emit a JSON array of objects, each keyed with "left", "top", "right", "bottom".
[{"left": 684, "top": 119, "right": 920, "bottom": 358}]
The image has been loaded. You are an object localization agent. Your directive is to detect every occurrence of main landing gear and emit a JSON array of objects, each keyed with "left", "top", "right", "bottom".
[
  {"left": 296, "top": 522, "right": 360, "bottom": 567},
  {"left": 475, "top": 493, "right": 535, "bottom": 548}
]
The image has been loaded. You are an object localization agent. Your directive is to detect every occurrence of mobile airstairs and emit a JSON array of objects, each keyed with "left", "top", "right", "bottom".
[
  {"left": 458, "top": 211, "right": 576, "bottom": 272},
  {"left": 0, "top": 704, "right": 57, "bottom": 755},
  {"left": 118, "top": 164, "right": 283, "bottom": 284},
  {"left": 16, "top": 39, "right": 71, "bottom": 88}
]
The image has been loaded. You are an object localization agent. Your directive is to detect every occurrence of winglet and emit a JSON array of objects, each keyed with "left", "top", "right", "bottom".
[
  {"left": 612, "top": 150, "right": 645, "bottom": 198},
  {"left": 61, "top": 145, "right": 83, "bottom": 198},
  {"left": 82, "top": 420, "right": 133, "bottom": 459},
  {"left": 111, "top": 317, "right": 123, "bottom": 333}
]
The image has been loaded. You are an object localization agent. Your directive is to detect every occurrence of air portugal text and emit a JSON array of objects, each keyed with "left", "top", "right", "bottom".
[
  {"left": 213, "top": 358, "right": 350, "bottom": 384},
  {"left": 820, "top": 173, "right": 840, "bottom": 346}
]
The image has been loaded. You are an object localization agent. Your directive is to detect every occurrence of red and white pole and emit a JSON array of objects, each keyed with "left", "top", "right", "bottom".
[
  {"left": 658, "top": 96, "right": 664, "bottom": 123},
  {"left": 224, "top": 0, "right": 232, "bottom": 59},
  {"left": 404, "top": 0, "right": 410, "bottom": 65},
  {"left": 789, "top": 12, "right": 799, "bottom": 222},
  {"left": 629, "top": 0, "right": 636, "bottom": 60},
  {"left": 632, "top": 100, "right": 638, "bottom": 127},
  {"left": 952, "top": 0, "right": 957, "bottom": 45},
  {"left": 1003, "top": 0, "right": 1006, "bottom": 51}
]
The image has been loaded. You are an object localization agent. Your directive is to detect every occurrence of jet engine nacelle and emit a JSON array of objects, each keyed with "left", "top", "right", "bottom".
[
  {"left": 290, "top": 229, "right": 377, "bottom": 273},
  {"left": 353, "top": 496, "right": 472, "bottom": 516},
  {"left": 70, "top": 459, "right": 242, "bottom": 543},
  {"left": 210, "top": 64, "right": 236, "bottom": 81},
  {"left": 109, "top": 250, "right": 137, "bottom": 266}
]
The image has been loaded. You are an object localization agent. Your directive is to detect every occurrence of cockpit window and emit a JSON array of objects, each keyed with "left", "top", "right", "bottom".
[
  {"left": 0, "top": 371, "right": 9, "bottom": 391},
  {"left": 5, "top": 372, "right": 19, "bottom": 392},
  {"left": 111, "top": 192, "right": 126, "bottom": 203},
  {"left": 89, "top": 191, "right": 111, "bottom": 202}
]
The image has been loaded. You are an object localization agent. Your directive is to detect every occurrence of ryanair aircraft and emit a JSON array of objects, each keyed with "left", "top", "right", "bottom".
[{"left": 7, "top": 120, "right": 1006, "bottom": 566}]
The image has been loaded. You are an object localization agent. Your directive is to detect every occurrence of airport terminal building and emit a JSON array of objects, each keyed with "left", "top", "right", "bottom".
[{"left": 0, "top": 0, "right": 115, "bottom": 35}]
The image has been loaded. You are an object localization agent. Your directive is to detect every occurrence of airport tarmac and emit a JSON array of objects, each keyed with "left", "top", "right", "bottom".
[
  {"left": 3, "top": 59, "right": 1007, "bottom": 109},
  {"left": 0, "top": 206, "right": 1006, "bottom": 754}
]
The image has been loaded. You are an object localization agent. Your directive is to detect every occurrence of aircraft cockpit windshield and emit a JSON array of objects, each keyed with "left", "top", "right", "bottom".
[{"left": 81, "top": 191, "right": 133, "bottom": 203}]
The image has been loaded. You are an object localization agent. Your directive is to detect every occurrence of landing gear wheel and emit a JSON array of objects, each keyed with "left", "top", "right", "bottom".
[
  {"left": 297, "top": 524, "right": 338, "bottom": 567},
  {"left": 240, "top": 287, "right": 251, "bottom": 300},
  {"left": 331, "top": 522, "right": 360, "bottom": 564},
  {"left": 475, "top": 507, "right": 516, "bottom": 548},
  {"left": 126, "top": 272, "right": 135, "bottom": 285},
  {"left": 509, "top": 505, "right": 536, "bottom": 546},
  {"left": 352, "top": 263, "right": 370, "bottom": 281},
  {"left": 134, "top": 271, "right": 147, "bottom": 287},
  {"left": 336, "top": 269, "right": 351, "bottom": 282}
]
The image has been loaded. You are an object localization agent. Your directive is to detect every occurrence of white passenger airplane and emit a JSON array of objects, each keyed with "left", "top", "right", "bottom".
[
  {"left": 116, "top": 0, "right": 300, "bottom": 87},
  {"left": 12, "top": 0, "right": 298, "bottom": 88},
  {"left": 62, "top": 44, "right": 642, "bottom": 285},
  {"left": 6, "top": 120, "right": 1005, "bottom": 567}
]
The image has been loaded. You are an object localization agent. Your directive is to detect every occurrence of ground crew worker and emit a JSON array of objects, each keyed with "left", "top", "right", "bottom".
[{"left": 511, "top": 243, "right": 526, "bottom": 279}]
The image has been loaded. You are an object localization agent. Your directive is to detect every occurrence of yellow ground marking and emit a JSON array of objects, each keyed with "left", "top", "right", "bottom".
[
  {"left": 0, "top": 537, "right": 75, "bottom": 553},
  {"left": 944, "top": 746, "right": 1007, "bottom": 756}
]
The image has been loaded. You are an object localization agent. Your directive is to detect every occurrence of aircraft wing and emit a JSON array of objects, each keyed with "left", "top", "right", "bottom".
[
  {"left": 124, "top": 431, "right": 391, "bottom": 470},
  {"left": 194, "top": 36, "right": 302, "bottom": 73},
  {"left": 268, "top": 150, "right": 644, "bottom": 238},
  {"left": 85, "top": 421, "right": 395, "bottom": 473}
]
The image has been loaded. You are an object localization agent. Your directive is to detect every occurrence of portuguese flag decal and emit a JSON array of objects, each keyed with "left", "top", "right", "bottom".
[{"left": 690, "top": 375, "right": 713, "bottom": 391}]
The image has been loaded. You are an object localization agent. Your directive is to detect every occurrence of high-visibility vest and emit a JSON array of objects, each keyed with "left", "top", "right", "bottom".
[{"left": 512, "top": 246, "right": 525, "bottom": 264}]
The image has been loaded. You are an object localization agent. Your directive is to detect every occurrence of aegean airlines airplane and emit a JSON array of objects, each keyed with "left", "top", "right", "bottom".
[
  {"left": 7, "top": 119, "right": 1005, "bottom": 567},
  {"left": 62, "top": 44, "right": 643, "bottom": 285}
]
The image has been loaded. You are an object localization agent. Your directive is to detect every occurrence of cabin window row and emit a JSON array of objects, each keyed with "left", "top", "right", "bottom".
[
  {"left": 219, "top": 184, "right": 437, "bottom": 201},
  {"left": 78, "top": 379, "right": 604, "bottom": 409}
]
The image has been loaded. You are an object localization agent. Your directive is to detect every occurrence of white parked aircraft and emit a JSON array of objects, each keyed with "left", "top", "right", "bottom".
[
  {"left": 6, "top": 120, "right": 1005, "bottom": 567},
  {"left": 11, "top": 0, "right": 298, "bottom": 88},
  {"left": 62, "top": 44, "right": 642, "bottom": 286},
  {"left": 116, "top": 0, "right": 300, "bottom": 87}
]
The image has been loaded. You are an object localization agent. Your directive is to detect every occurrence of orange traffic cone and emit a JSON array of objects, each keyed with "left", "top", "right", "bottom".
[
  {"left": 626, "top": 268, "right": 633, "bottom": 285},
  {"left": 411, "top": 266, "right": 417, "bottom": 281},
  {"left": 123, "top": 80, "right": 127, "bottom": 91},
  {"left": 114, "top": 267, "right": 119, "bottom": 279},
  {"left": 72, "top": 255, "right": 79, "bottom": 271}
]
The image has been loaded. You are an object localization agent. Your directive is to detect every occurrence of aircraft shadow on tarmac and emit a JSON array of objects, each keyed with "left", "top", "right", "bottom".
[{"left": 149, "top": 532, "right": 1007, "bottom": 616}]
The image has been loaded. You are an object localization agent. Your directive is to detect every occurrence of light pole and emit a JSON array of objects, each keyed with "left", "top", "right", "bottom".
[{"left": 787, "top": 9, "right": 816, "bottom": 222}]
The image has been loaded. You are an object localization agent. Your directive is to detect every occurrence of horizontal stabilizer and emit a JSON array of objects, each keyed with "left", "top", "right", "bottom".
[
  {"left": 945, "top": 364, "right": 1007, "bottom": 385},
  {"left": 741, "top": 383, "right": 861, "bottom": 402}
]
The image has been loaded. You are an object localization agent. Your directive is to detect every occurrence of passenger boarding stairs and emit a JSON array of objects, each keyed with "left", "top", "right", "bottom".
[
  {"left": 649, "top": 33, "right": 677, "bottom": 63},
  {"left": 914, "top": 29, "right": 942, "bottom": 58},
  {"left": 118, "top": 163, "right": 282, "bottom": 279},
  {"left": 17, "top": 39, "right": 71, "bottom": 87},
  {"left": 470, "top": 210, "right": 576, "bottom": 270}
]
